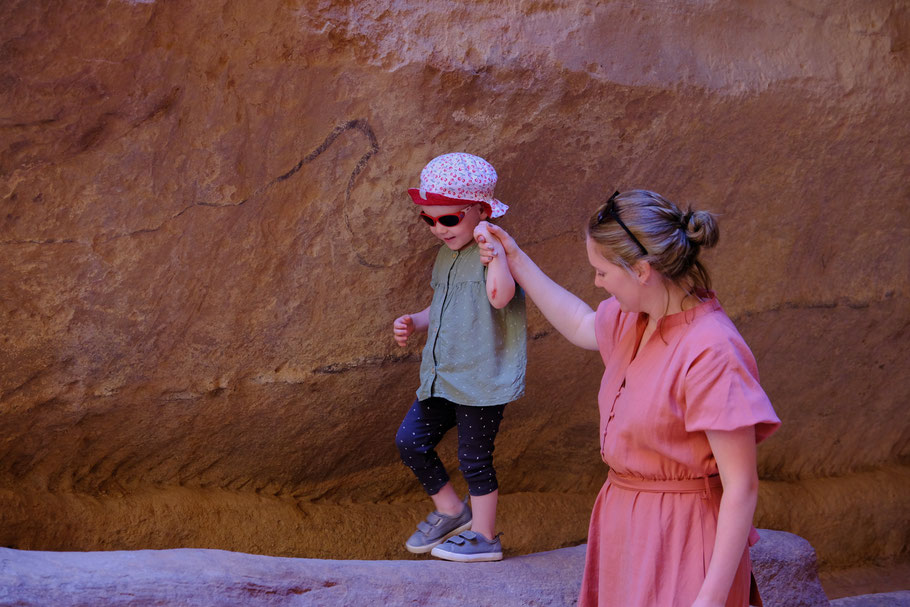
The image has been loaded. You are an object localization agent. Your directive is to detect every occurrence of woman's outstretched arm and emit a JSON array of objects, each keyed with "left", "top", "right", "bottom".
[{"left": 476, "top": 222, "right": 598, "bottom": 351}]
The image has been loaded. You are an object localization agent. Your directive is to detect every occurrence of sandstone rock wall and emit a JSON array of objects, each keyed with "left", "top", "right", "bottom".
[{"left": 1, "top": 0, "right": 908, "bottom": 569}]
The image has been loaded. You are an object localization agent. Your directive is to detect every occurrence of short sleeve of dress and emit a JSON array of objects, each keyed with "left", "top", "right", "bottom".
[{"left": 683, "top": 337, "right": 781, "bottom": 443}]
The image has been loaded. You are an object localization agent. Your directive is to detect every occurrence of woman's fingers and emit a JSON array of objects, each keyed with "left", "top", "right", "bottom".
[{"left": 485, "top": 223, "right": 517, "bottom": 255}]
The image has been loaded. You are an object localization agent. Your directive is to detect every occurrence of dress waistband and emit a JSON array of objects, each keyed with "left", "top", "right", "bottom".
[
  {"left": 607, "top": 469, "right": 722, "bottom": 495},
  {"left": 608, "top": 468, "right": 763, "bottom": 604}
]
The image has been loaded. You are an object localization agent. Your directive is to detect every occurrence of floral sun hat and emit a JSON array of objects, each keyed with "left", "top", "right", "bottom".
[{"left": 407, "top": 152, "right": 509, "bottom": 218}]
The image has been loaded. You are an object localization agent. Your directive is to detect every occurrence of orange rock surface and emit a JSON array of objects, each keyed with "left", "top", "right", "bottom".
[{"left": 1, "top": 0, "right": 908, "bottom": 570}]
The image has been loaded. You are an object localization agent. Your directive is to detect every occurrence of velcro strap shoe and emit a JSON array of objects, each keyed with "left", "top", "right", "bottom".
[
  {"left": 405, "top": 497, "right": 472, "bottom": 554},
  {"left": 430, "top": 530, "right": 503, "bottom": 562}
]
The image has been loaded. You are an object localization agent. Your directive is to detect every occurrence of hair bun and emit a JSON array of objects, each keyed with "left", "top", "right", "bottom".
[{"left": 684, "top": 209, "right": 719, "bottom": 249}]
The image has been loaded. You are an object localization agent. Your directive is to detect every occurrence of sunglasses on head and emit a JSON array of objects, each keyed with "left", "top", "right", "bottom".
[
  {"left": 597, "top": 190, "right": 649, "bottom": 256},
  {"left": 419, "top": 208, "right": 469, "bottom": 227}
]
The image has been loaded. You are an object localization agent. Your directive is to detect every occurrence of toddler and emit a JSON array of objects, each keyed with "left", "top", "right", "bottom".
[{"left": 393, "top": 152, "right": 526, "bottom": 562}]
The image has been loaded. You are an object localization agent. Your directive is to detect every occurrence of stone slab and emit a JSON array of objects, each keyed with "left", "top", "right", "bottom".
[{"left": 0, "top": 529, "right": 829, "bottom": 606}]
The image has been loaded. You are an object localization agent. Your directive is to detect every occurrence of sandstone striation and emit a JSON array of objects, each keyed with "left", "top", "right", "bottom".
[{"left": 1, "top": 0, "right": 908, "bottom": 584}]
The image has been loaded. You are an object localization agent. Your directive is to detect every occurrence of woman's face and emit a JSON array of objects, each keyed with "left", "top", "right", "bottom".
[{"left": 586, "top": 237, "right": 642, "bottom": 313}]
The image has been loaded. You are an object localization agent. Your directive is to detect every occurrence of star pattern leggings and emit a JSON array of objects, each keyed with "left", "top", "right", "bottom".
[{"left": 395, "top": 397, "right": 506, "bottom": 497}]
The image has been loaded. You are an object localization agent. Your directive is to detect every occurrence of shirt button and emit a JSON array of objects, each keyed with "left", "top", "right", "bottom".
[{"left": 452, "top": 252, "right": 457, "bottom": 259}]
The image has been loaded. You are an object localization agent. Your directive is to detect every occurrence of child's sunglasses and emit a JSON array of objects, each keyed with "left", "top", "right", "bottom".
[{"left": 419, "top": 209, "right": 467, "bottom": 227}]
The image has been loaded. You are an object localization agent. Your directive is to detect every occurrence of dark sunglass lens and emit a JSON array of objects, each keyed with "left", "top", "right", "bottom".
[
  {"left": 420, "top": 214, "right": 435, "bottom": 226},
  {"left": 438, "top": 215, "right": 461, "bottom": 227}
]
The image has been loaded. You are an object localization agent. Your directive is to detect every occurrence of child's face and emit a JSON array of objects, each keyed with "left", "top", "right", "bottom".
[{"left": 420, "top": 203, "right": 487, "bottom": 251}]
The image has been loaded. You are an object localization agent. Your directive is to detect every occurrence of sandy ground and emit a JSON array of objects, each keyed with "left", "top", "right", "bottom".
[{"left": 821, "top": 560, "right": 910, "bottom": 599}]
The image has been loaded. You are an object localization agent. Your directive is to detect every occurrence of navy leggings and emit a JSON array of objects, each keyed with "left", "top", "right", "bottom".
[{"left": 395, "top": 397, "right": 506, "bottom": 497}]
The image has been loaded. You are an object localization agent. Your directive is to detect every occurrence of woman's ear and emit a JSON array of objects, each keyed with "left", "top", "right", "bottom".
[{"left": 632, "top": 259, "right": 652, "bottom": 285}]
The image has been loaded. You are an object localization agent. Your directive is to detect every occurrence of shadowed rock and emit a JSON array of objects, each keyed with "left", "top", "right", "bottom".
[{"left": 751, "top": 529, "right": 829, "bottom": 607}]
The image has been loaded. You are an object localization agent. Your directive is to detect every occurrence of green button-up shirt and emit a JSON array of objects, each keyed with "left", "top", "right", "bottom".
[{"left": 417, "top": 243, "right": 527, "bottom": 406}]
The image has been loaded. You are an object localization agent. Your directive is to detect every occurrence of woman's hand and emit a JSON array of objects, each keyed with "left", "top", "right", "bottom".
[{"left": 475, "top": 221, "right": 519, "bottom": 266}]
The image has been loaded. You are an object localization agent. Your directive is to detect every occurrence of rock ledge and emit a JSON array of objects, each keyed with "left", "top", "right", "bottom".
[{"left": 0, "top": 529, "right": 828, "bottom": 606}]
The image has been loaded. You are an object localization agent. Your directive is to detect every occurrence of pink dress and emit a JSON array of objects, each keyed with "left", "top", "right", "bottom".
[{"left": 579, "top": 295, "right": 780, "bottom": 607}]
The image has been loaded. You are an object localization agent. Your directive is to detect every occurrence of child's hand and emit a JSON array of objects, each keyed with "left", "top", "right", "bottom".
[
  {"left": 393, "top": 314, "right": 415, "bottom": 347},
  {"left": 474, "top": 221, "right": 502, "bottom": 266}
]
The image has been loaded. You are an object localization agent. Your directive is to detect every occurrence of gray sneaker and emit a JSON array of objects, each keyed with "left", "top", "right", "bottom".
[
  {"left": 430, "top": 530, "right": 503, "bottom": 562},
  {"left": 405, "top": 499, "right": 472, "bottom": 554}
]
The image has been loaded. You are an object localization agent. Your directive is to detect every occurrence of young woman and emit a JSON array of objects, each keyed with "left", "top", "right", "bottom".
[{"left": 476, "top": 190, "right": 780, "bottom": 606}]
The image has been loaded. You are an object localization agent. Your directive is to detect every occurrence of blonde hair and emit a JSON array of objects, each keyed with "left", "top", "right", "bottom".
[{"left": 587, "top": 190, "right": 719, "bottom": 293}]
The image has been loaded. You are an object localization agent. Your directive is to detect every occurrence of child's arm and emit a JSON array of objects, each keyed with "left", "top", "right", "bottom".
[
  {"left": 393, "top": 306, "right": 430, "bottom": 347},
  {"left": 474, "top": 222, "right": 516, "bottom": 309}
]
